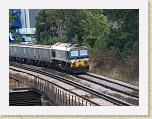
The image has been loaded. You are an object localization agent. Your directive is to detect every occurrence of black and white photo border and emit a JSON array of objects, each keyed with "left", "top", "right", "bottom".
[{"left": 0, "top": 0, "right": 148, "bottom": 115}]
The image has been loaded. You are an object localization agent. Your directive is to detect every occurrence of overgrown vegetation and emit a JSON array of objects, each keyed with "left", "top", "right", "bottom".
[
  {"left": 35, "top": 9, "right": 139, "bottom": 82},
  {"left": 9, "top": 10, "right": 15, "bottom": 33}
]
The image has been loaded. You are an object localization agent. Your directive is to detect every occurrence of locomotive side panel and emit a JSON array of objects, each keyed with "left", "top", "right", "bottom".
[
  {"left": 57, "top": 50, "right": 67, "bottom": 61},
  {"left": 51, "top": 50, "right": 67, "bottom": 62}
]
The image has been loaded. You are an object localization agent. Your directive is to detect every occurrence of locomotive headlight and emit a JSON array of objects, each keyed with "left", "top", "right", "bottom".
[
  {"left": 70, "top": 60, "right": 76, "bottom": 67},
  {"left": 72, "top": 62, "right": 76, "bottom": 65},
  {"left": 70, "top": 61, "right": 76, "bottom": 67},
  {"left": 84, "top": 60, "right": 89, "bottom": 65},
  {"left": 83, "top": 58, "right": 89, "bottom": 65},
  {"left": 70, "top": 59, "right": 76, "bottom": 63}
]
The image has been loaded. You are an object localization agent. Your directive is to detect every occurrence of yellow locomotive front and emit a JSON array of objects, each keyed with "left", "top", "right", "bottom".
[{"left": 69, "top": 47, "right": 89, "bottom": 73}]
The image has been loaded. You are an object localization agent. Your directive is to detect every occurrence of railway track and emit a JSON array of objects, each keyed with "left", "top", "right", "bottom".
[
  {"left": 38, "top": 63, "right": 139, "bottom": 99},
  {"left": 10, "top": 62, "right": 132, "bottom": 106},
  {"left": 72, "top": 73, "right": 139, "bottom": 99}
]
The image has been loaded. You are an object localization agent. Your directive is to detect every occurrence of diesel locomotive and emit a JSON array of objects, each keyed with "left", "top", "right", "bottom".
[{"left": 9, "top": 43, "right": 89, "bottom": 73}]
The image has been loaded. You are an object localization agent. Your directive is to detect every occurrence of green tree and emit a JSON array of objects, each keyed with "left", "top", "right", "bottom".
[
  {"left": 81, "top": 10, "right": 111, "bottom": 49},
  {"left": 105, "top": 9, "right": 139, "bottom": 59},
  {"left": 35, "top": 10, "right": 61, "bottom": 44},
  {"left": 35, "top": 9, "right": 87, "bottom": 44},
  {"left": 9, "top": 9, "right": 15, "bottom": 32},
  {"left": 35, "top": 9, "right": 139, "bottom": 61},
  {"left": 62, "top": 9, "right": 86, "bottom": 43}
]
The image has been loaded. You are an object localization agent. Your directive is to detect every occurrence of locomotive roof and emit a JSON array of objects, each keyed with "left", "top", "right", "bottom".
[{"left": 51, "top": 42, "right": 87, "bottom": 51}]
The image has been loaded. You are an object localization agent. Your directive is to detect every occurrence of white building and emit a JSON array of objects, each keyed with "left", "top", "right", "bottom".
[{"left": 17, "top": 9, "right": 39, "bottom": 42}]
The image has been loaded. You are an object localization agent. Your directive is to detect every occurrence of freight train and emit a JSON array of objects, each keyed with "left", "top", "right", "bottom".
[{"left": 9, "top": 43, "right": 89, "bottom": 73}]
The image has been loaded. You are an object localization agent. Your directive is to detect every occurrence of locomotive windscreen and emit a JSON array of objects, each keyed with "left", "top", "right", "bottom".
[
  {"left": 70, "top": 50, "right": 79, "bottom": 57},
  {"left": 80, "top": 50, "right": 88, "bottom": 56}
]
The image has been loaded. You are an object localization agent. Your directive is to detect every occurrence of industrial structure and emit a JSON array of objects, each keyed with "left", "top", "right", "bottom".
[{"left": 9, "top": 9, "right": 39, "bottom": 43}]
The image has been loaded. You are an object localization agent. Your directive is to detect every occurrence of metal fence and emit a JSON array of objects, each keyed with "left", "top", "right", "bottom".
[{"left": 10, "top": 72, "right": 99, "bottom": 106}]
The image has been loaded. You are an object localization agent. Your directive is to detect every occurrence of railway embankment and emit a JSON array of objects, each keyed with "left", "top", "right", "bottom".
[{"left": 89, "top": 51, "right": 139, "bottom": 86}]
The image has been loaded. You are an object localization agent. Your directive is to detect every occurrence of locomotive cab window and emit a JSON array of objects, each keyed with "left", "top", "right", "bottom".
[
  {"left": 80, "top": 49, "right": 88, "bottom": 56},
  {"left": 70, "top": 50, "right": 78, "bottom": 57},
  {"left": 52, "top": 50, "right": 56, "bottom": 58}
]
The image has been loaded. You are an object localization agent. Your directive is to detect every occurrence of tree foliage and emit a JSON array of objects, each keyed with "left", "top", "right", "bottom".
[
  {"left": 81, "top": 10, "right": 111, "bottom": 50},
  {"left": 35, "top": 9, "right": 139, "bottom": 62},
  {"left": 106, "top": 10, "right": 139, "bottom": 59},
  {"left": 9, "top": 9, "right": 15, "bottom": 32},
  {"left": 35, "top": 9, "right": 86, "bottom": 44}
]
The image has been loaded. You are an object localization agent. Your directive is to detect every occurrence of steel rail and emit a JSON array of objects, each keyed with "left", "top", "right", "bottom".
[
  {"left": 73, "top": 74, "right": 139, "bottom": 98},
  {"left": 86, "top": 73, "right": 139, "bottom": 91}
]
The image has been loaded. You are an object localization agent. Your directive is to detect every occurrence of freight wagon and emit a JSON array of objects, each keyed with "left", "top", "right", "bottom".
[{"left": 9, "top": 43, "right": 89, "bottom": 73}]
